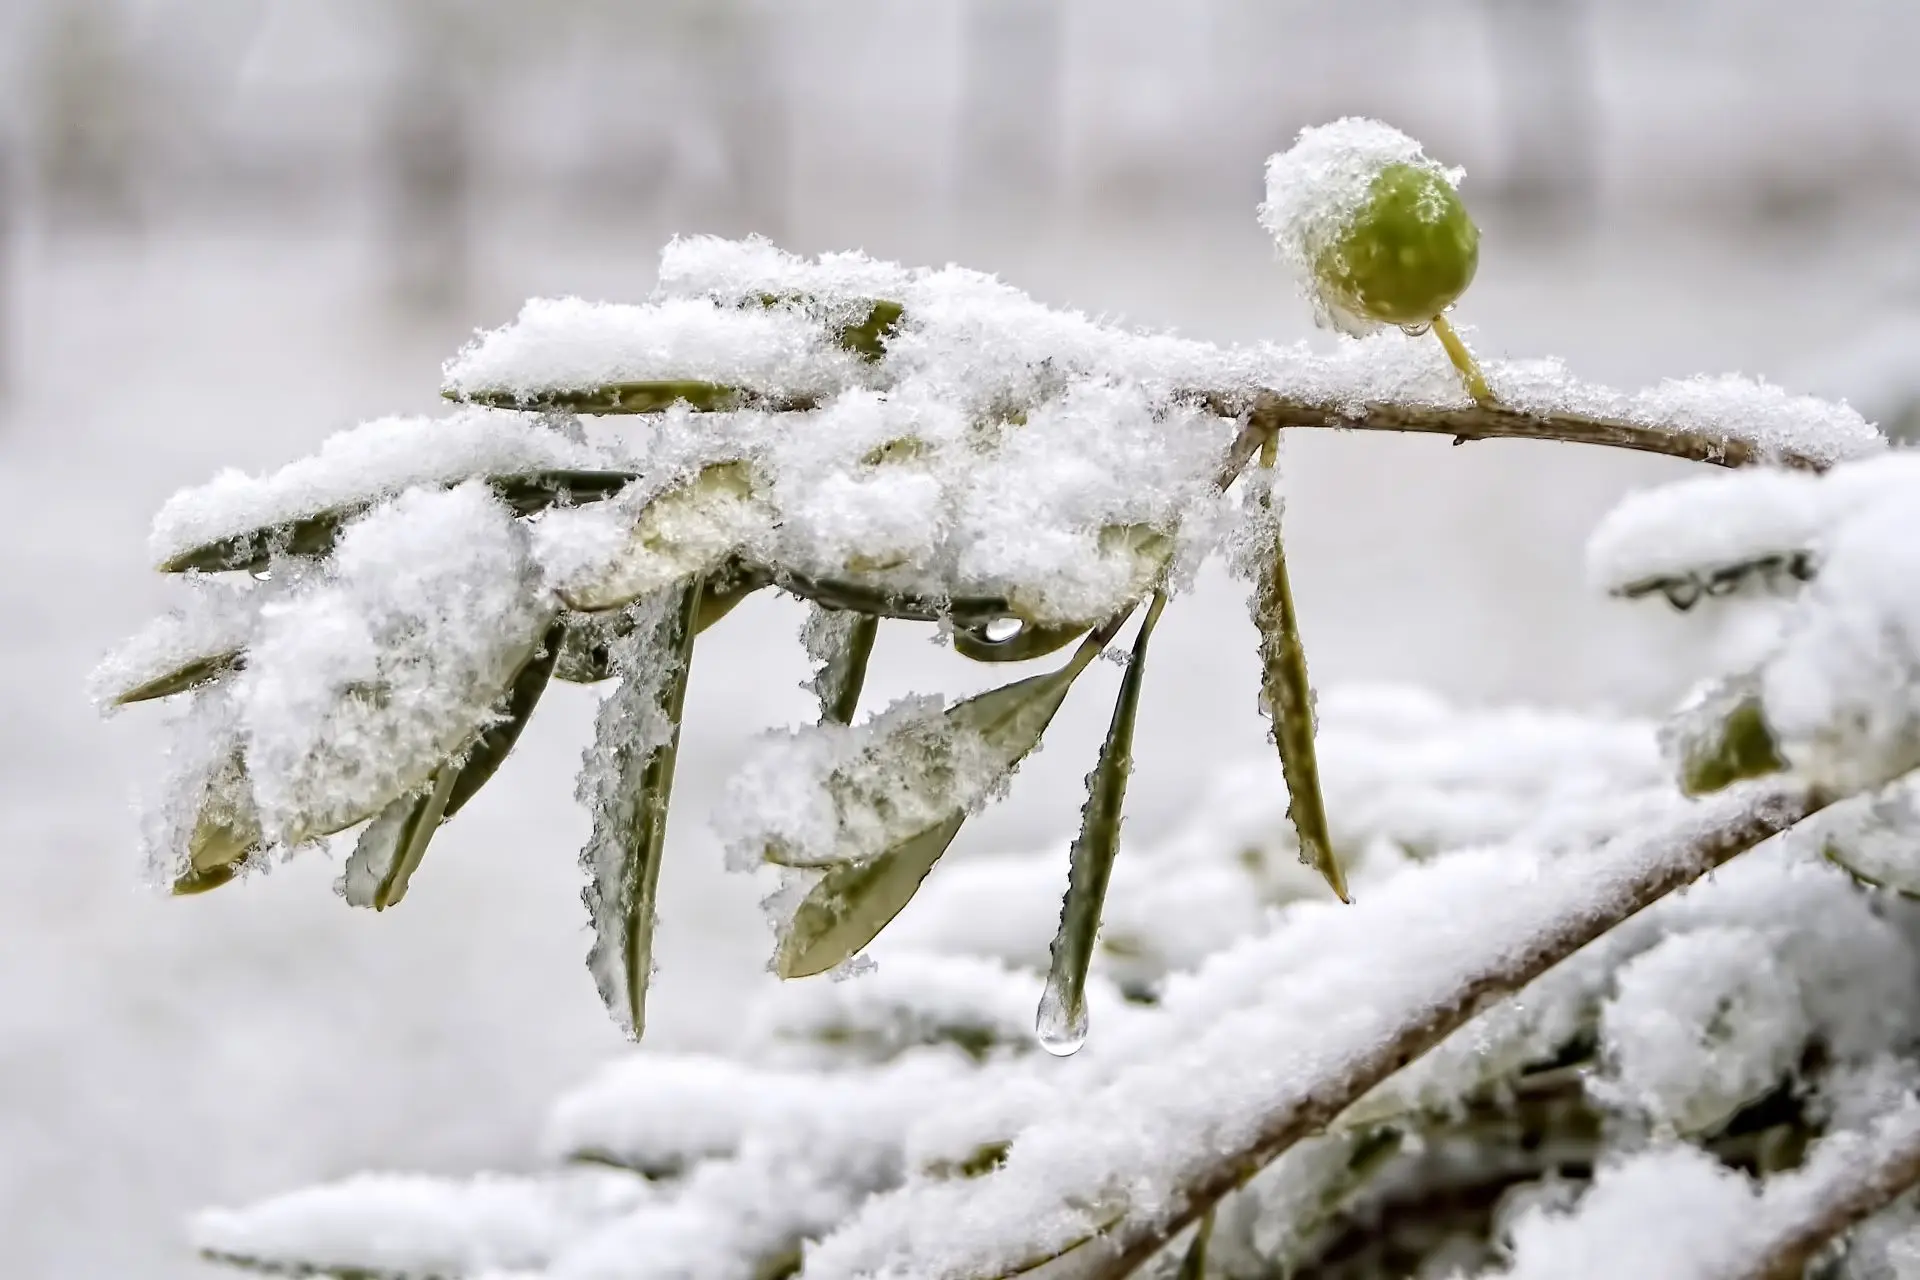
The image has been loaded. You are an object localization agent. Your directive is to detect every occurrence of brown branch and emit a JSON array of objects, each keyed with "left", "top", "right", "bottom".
[
  {"left": 1747, "top": 1116, "right": 1920, "bottom": 1279},
  {"left": 1199, "top": 391, "right": 1841, "bottom": 473},
  {"left": 1074, "top": 780, "right": 1836, "bottom": 1280}
]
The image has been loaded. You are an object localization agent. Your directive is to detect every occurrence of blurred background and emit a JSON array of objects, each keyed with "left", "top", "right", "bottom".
[{"left": 4, "top": 1, "right": 1920, "bottom": 1274}]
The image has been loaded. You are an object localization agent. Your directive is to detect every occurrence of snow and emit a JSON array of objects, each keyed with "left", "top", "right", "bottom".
[
  {"left": 147, "top": 409, "right": 599, "bottom": 572},
  {"left": 799, "top": 781, "right": 1816, "bottom": 1280},
  {"left": 234, "top": 483, "right": 552, "bottom": 846},
  {"left": 1762, "top": 497, "right": 1920, "bottom": 791},
  {"left": 443, "top": 295, "right": 867, "bottom": 405},
  {"left": 192, "top": 1170, "right": 652, "bottom": 1278},
  {"left": 1481, "top": 1092, "right": 1920, "bottom": 1280},
  {"left": 87, "top": 575, "right": 267, "bottom": 708}
]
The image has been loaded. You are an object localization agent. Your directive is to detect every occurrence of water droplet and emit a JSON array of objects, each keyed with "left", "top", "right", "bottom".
[
  {"left": 250, "top": 566, "right": 273, "bottom": 582},
  {"left": 1035, "top": 986, "right": 1088, "bottom": 1057},
  {"left": 982, "top": 616, "right": 1024, "bottom": 644},
  {"left": 1399, "top": 321, "right": 1433, "bottom": 337}
]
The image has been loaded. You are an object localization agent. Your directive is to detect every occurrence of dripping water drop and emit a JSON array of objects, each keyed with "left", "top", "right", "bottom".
[{"left": 1035, "top": 984, "right": 1088, "bottom": 1057}]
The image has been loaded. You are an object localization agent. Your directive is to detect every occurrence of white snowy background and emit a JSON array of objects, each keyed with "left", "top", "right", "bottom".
[{"left": 5, "top": 0, "right": 1920, "bottom": 1274}]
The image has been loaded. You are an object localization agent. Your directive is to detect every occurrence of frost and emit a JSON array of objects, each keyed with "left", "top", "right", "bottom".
[
  {"left": 235, "top": 483, "right": 551, "bottom": 845},
  {"left": 148, "top": 408, "right": 597, "bottom": 571}
]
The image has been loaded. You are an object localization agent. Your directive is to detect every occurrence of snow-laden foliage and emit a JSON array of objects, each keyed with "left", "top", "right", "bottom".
[{"left": 96, "top": 119, "right": 1920, "bottom": 1277}]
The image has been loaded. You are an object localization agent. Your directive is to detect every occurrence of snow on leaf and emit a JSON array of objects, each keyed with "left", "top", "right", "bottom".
[
  {"left": 576, "top": 579, "right": 701, "bottom": 1041},
  {"left": 192, "top": 1170, "right": 650, "bottom": 1280},
  {"left": 90, "top": 575, "right": 266, "bottom": 708},
  {"left": 234, "top": 484, "right": 551, "bottom": 847},
  {"left": 442, "top": 295, "right": 865, "bottom": 409},
  {"left": 801, "top": 605, "right": 879, "bottom": 727},
  {"left": 554, "top": 461, "right": 773, "bottom": 613},
  {"left": 763, "top": 643, "right": 1106, "bottom": 978},
  {"left": 148, "top": 409, "right": 604, "bottom": 574},
  {"left": 339, "top": 765, "right": 460, "bottom": 912}
]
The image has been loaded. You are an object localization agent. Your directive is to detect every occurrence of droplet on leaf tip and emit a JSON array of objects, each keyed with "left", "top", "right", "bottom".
[{"left": 1035, "top": 985, "right": 1088, "bottom": 1057}]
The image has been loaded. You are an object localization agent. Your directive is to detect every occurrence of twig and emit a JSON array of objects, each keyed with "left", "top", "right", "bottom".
[
  {"left": 1197, "top": 390, "right": 1842, "bottom": 473},
  {"left": 1075, "top": 780, "right": 1835, "bottom": 1280},
  {"left": 1745, "top": 1113, "right": 1920, "bottom": 1279}
]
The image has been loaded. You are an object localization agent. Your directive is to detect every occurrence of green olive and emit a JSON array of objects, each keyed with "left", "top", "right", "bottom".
[{"left": 1315, "top": 163, "right": 1480, "bottom": 328}]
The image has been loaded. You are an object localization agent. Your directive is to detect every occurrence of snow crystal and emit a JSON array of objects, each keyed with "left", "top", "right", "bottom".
[
  {"left": 1258, "top": 117, "right": 1457, "bottom": 336},
  {"left": 237, "top": 483, "right": 551, "bottom": 845},
  {"left": 148, "top": 408, "right": 597, "bottom": 571},
  {"left": 444, "top": 295, "right": 866, "bottom": 404},
  {"left": 544, "top": 1055, "right": 824, "bottom": 1174},
  {"left": 192, "top": 1170, "right": 649, "bottom": 1278}
]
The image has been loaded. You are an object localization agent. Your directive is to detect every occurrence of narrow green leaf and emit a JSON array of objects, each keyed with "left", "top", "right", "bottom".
[
  {"left": 342, "top": 764, "right": 460, "bottom": 911},
  {"left": 1176, "top": 1208, "right": 1214, "bottom": 1280},
  {"left": 1675, "top": 691, "right": 1788, "bottom": 797},
  {"left": 777, "top": 570, "right": 1009, "bottom": 627},
  {"left": 836, "top": 298, "right": 904, "bottom": 361},
  {"left": 113, "top": 649, "right": 245, "bottom": 705},
  {"left": 1036, "top": 593, "right": 1164, "bottom": 1056},
  {"left": 159, "top": 469, "right": 638, "bottom": 574},
  {"left": 581, "top": 577, "right": 702, "bottom": 1040},
  {"left": 774, "top": 629, "right": 1113, "bottom": 978},
  {"left": 776, "top": 812, "right": 969, "bottom": 980},
  {"left": 804, "top": 607, "right": 879, "bottom": 725},
  {"left": 1252, "top": 482, "right": 1347, "bottom": 902},
  {"left": 560, "top": 462, "right": 770, "bottom": 613},
  {"left": 172, "top": 756, "right": 263, "bottom": 896},
  {"left": 952, "top": 618, "right": 1089, "bottom": 664},
  {"left": 447, "top": 382, "right": 816, "bottom": 415},
  {"left": 441, "top": 617, "right": 565, "bottom": 820}
]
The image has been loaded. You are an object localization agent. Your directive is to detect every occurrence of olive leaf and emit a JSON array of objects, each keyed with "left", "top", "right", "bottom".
[
  {"left": 560, "top": 462, "right": 772, "bottom": 613},
  {"left": 1665, "top": 681, "right": 1789, "bottom": 798},
  {"left": 1176, "top": 1209, "right": 1214, "bottom": 1280},
  {"left": 171, "top": 753, "right": 263, "bottom": 896},
  {"left": 159, "top": 469, "right": 638, "bottom": 574},
  {"left": 1007, "top": 523, "right": 1172, "bottom": 633},
  {"left": 449, "top": 381, "right": 813, "bottom": 415},
  {"left": 777, "top": 570, "right": 1010, "bottom": 628},
  {"left": 1037, "top": 593, "right": 1164, "bottom": 1056},
  {"left": 803, "top": 607, "right": 878, "bottom": 725},
  {"left": 442, "top": 617, "right": 566, "bottom": 820},
  {"left": 952, "top": 618, "right": 1089, "bottom": 664},
  {"left": 112, "top": 649, "right": 246, "bottom": 706},
  {"left": 581, "top": 577, "right": 702, "bottom": 1040},
  {"left": 340, "top": 765, "right": 460, "bottom": 911},
  {"left": 753, "top": 293, "right": 904, "bottom": 362},
  {"left": 1251, "top": 482, "right": 1348, "bottom": 902},
  {"left": 773, "top": 626, "right": 1116, "bottom": 980},
  {"left": 556, "top": 564, "right": 768, "bottom": 684}
]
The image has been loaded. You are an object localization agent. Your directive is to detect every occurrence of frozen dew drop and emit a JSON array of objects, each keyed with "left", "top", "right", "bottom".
[
  {"left": 1035, "top": 981, "right": 1089, "bottom": 1057},
  {"left": 982, "top": 616, "right": 1024, "bottom": 644}
]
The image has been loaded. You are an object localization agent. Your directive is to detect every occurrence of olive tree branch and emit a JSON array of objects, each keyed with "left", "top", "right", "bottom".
[
  {"left": 1196, "top": 390, "right": 1841, "bottom": 473},
  {"left": 1069, "top": 779, "right": 1838, "bottom": 1280}
]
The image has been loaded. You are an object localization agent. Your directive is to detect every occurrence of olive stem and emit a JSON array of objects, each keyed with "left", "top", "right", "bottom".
[{"left": 1430, "top": 313, "right": 1493, "bottom": 405}]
